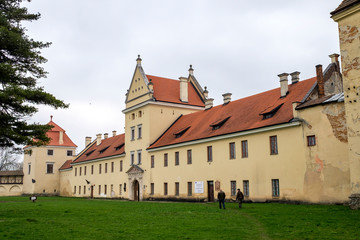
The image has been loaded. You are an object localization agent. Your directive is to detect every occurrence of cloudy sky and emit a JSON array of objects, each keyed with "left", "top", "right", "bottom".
[{"left": 22, "top": 0, "right": 341, "bottom": 152}]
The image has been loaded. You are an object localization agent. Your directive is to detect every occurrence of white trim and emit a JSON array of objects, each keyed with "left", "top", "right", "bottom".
[
  {"left": 59, "top": 168, "right": 72, "bottom": 172},
  {"left": 24, "top": 145, "right": 76, "bottom": 150},
  {"left": 71, "top": 154, "right": 125, "bottom": 166},
  {"left": 122, "top": 100, "right": 204, "bottom": 113},
  {"left": 148, "top": 121, "right": 301, "bottom": 152}
]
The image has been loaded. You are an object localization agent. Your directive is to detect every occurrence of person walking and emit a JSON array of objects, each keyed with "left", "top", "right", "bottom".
[
  {"left": 236, "top": 188, "right": 244, "bottom": 208},
  {"left": 218, "top": 189, "right": 226, "bottom": 209}
]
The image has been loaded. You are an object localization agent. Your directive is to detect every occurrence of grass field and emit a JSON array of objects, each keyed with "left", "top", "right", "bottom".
[{"left": 0, "top": 196, "right": 359, "bottom": 240}]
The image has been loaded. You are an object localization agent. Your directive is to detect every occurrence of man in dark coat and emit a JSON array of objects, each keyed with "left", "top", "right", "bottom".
[
  {"left": 236, "top": 188, "right": 244, "bottom": 208},
  {"left": 218, "top": 189, "right": 226, "bottom": 209}
]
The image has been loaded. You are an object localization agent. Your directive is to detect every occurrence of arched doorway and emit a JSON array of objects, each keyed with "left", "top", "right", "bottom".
[{"left": 133, "top": 180, "right": 139, "bottom": 201}]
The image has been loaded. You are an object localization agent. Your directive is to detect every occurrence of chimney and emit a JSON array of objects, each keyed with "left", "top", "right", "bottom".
[
  {"left": 85, "top": 136, "right": 91, "bottom": 147},
  {"left": 278, "top": 73, "right": 289, "bottom": 97},
  {"left": 136, "top": 54, "right": 142, "bottom": 66},
  {"left": 203, "top": 86, "right": 208, "bottom": 99},
  {"left": 290, "top": 71, "right": 300, "bottom": 84},
  {"left": 329, "top": 53, "right": 340, "bottom": 64},
  {"left": 188, "top": 65, "right": 194, "bottom": 76},
  {"left": 104, "top": 133, "right": 109, "bottom": 139},
  {"left": 222, "top": 93, "right": 232, "bottom": 104},
  {"left": 316, "top": 65, "right": 325, "bottom": 98},
  {"left": 96, "top": 134, "right": 102, "bottom": 146},
  {"left": 205, "top": 98, "right": 214, "bottom": 110},
  {"left": 59, "top": 131, "right": 64, "bottom": 145},
  {"left": 179, "top": 77, "right": 188, "bottom": 102},
  {"left": 112, "top": 130, "right": 117, "bottom": 137}
]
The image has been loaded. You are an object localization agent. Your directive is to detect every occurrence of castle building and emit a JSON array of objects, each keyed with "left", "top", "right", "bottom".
[{"left": 1, "top": 1, "right": 359, "bottom": 208}]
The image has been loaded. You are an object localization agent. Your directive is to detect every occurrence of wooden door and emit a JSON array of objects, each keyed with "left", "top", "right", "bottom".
[
  {"left": 134, "top": 180, "right": 139, "bottom": 201},
  {"left": 207, "top": 181, "right": 214, "bottom": 202}
]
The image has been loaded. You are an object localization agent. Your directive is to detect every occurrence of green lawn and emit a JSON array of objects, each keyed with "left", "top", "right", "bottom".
[{"left": 0, "top": 197, "right": 359, "bottom": 240}]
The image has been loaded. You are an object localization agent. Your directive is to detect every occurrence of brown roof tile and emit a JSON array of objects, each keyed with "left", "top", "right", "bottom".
[
  {"left": 59, "top": 160, "right": 73, "bottom": 170},
  {"left": 73, "top": 134, "right": 125, "bottom": 164},
  {"left": 0, "top": 170, "right": 24, "bottom": 176},
  {"left": 147, "top": 75, "right": 205, "bottom": 107},
  {"left": 148, "top": 77, "right": 316, "bottom": 149},
  {"left": 331, "top": 0, "right": 360, "bottom": 15}
]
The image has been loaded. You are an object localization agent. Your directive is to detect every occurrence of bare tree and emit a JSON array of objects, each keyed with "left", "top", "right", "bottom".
[{"left": 0, "top": 148, "right": 21, "bottom": 171}]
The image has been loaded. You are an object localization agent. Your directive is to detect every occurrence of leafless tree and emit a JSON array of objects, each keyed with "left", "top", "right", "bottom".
[{"left": 0, "top": 148, "right": 22, "bottom": 171}]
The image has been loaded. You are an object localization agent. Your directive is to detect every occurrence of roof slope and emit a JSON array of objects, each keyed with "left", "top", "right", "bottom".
[
  {"left": 59, "top": 160, "right": 73, "bottom": 170},
  {"left": 331, "top": 0, "right": 360, "bottom": 15},
  {"left": 73, "top": 133, "right": 125, "bottom": 164},
  {"left": 46, "top": 120, "right": 77, "bottom": 147},
  {"left": 147, "top": 75, "right": 205, "bottom": 107},
  {"left": 0, "top": 170, "right": 24, "bottom": 176},
  {"left": 148, "top": 77, "right": 316, "bottom": 149}
]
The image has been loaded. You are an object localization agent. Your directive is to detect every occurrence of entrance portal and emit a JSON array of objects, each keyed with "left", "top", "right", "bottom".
[
  {"left": 207, "top": 181, "right": 214, "bottom": 202},
  {"left": 133, "top": 180, "right": 140, "bottom": 201}
]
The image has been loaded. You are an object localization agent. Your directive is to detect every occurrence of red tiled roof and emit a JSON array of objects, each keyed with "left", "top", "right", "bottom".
[
  {"left": 73, "top": 134, "right": 125, "bottom": 164},
  {"left": 331, "top": 0, "right": 360, "bottom": 15},
  {"left": 147, "top": 75, "right": 205, "bottom": 107},
  {"left": 0, "top": 170, "right": 24, "bottom": 176},
  {"left": 59, "top": 160, "right": 73, "bottom": 170},
  {"left": 148, "top": 77, "right": 317, "bottom": 149},
  {"left": 46, "top": 120, "right": 77, "bottom": 147}
]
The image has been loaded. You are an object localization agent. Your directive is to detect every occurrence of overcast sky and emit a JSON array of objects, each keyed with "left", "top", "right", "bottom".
[{"left": 22, "top": 0, "right": 341, "bottom": 152}]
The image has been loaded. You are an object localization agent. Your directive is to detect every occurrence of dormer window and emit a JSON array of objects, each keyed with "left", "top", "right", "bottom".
[
  {"left": 99, "top": 146, "right": 109, "bottom": 154},
  {"left": 210, "top": 117, "right": 231, "bottom": 130},
  {"left": 260, "top": 103, "right": 284, "bottom": 120},
  {"left": 86, "top": 150, "right": 95, "bottom": 157},
  {"left": 115, "top": 143, "right": 124, "bottom": 151},
  {"left": 174, "top": 127, "right": 190, "bottom": 138}
]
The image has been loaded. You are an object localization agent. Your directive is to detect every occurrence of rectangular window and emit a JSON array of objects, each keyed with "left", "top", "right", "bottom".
[
  {"left": 175, "top": 182, "right": 179, "bottom": 196},
  {"left": 120, "top": 160, "right": 123, "bottom": 172},
  {"left": 84, "top": 185, "right": 86, "bottom": 194},
  {"left": 164, "top": 153, "right": 168, "bottom": 167},
  {"left": 78, "top": 186, "right": 81, "bottom": 194},
  {"left": 175, "top": 152, "right": 179, "bottom": 166},
  {"left": 47, "top": 149, "right": 53, "bottom": 156},
  {"left": 307, "top": 135, "right": 316, "bottom": 146},
  {"left": 229, "top": 142, "right": 236, "bottom": 159},
  {"left": 84, "top": 166, "right": 87, "bottom": 175},
  {"left": 150, "top": 183, "right": 154, "bottom": 195},
  {"left": 99, "top": 164, "right": 102, "bottom": 174},
  {"left": 104, "top": 185, "right": 107, "bottom": 195},
  {"left": 111, "top": 184, "right": 113, "bottom": 193},
  {"left": 187, "top": 182, "right": 192, "bottom": 196},
  {"left": 99, "top": 185, "right": 101, "bottom": 195},
  {"left": 80, "top": 167, "right": 82, "bottom": 176},
  {"left": 272, "top": 179, "right": 280, "bottom": 197},
  {"left": 151, "top": 155, "right": 155, "bottom": 168},
  {"left": 111, "top": 162, "right": 114, "bottom": 172},
  {"left": 75, "top": 167, "right": 77, "bottom": 176},
  {"left": 241, "top": 140, "right": 248, "bottom": 158},
  {"left": 131, "top": 127, "right": 135, "bottom": 141},
  {"left": 164, "top": 183, "right": 168, "bottom": 196},
  {"left": 28, "top": 164, "right": 31, "bottom": 175},
  {"left": 270, "top": 136, "right": 278, "bottom": 155},
  {"left": 137, "top": 124, "right": 142, "bottom": 139},
  {"left": 67, "top": 150, "right": 73, "bottom": 156},
  {"left": 187, "top": 150, "right": 192, "bottom": 164},
  {"left": 105, "top": 163, "right": 108, "bottom": 173},
  {"left": 130, "top": 151, "right": 135, "bottom": 165},
  {"left": 207, "top": 146, "right": 213, "bottom": 162},
  {"left": 231, "top": 181, "right": 236, "bottom": 196},
  {"left": 91, "top": 165, "right": 94, "bottom": 175},
  {"left": 137, "top": 150, "right": 142, "bottom": 164},
  {"left": 119, "top": 184, "right": 122, "bottom": 195},
  {"left": 243, "top": 180, "right": 249, "bottom": 197},
  {"left": 74, "top": 186, "right": 76, "bottom": 194}
]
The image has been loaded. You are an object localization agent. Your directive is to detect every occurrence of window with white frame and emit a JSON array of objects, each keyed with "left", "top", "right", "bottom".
[
  {"left": 137, "top": 150, "right": 142, "bottom": 164},
  {"left": 131, "top": 127, "right": 135, "bottom": 141},
  {"left": 272, "top": 179, "right": 280, "bottom": 197},
  {"left": 130, "top": 151, "right": 135, "bottom": 165},
  {"left": 243, "top": 180, "right": 249, "bottom": 197},
  {"left": 137, "top": 124, "right": 142, "bottom": 139},
  {"left": 231, "top": 181, "right": 236, "bottom": 196},
  {"left": 46, "top": 163, "right": 54, "bottom": 174}
]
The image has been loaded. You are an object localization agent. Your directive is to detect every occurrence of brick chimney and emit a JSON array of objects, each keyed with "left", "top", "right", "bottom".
[
  {"left": 85, "top": 136, "right": 91, "bottom": 147},
  {"left": 222, "top": 93, "right": 232, "bottom": 104},
  {"left": 179, "top": 77, "right": 188, "bottom": 102},
  {"left": 96, "top": 134, "right": 102, "bottom": 146},
  {"left": 290, "top": 71, "right": 300, "bottom": 84},
  {"left": 205, "top": 98, "right": 214, "bottom": 110},
  {"left": 278, "top": 73, "right": 289, "bottom": 97},
  {"left": 329, "top": 53, "right": 340, "bottom": 64},
  {"left": 316, "top": 65, "right": 325, "bottom": 98},
  {"left": 112, "top": 130, "right": 117, "bottom": 137}
]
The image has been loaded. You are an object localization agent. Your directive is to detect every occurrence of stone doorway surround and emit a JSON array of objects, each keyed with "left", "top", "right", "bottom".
[{"left": 126, "top": 165, "right": 144, "bottom": 201}]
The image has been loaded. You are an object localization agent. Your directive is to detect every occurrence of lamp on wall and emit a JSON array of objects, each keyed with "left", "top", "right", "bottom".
[{"left": 85, "top": 179, "right": 90, "bottom": 184}]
